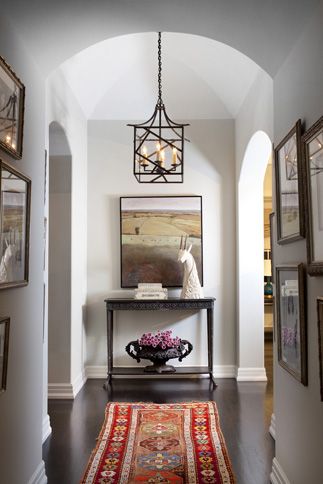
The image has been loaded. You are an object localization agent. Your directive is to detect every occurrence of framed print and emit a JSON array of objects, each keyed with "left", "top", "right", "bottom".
[
  {"left": 317, "top": 298, "right": 323, "bottom": 401},
  {"left": 274, "top": 119, "right": 305, "bottom": 244},
  {"left": 302, "top": 116, "right": 323, "bottom": 275},
  {"left": 0, "top": 316, "right": 10, "bottom": 393},
  {"left": 120, "top": 196, "right": 203, "bottom": 288},
  {"left": 0, "top": 56, "right": 25, "bottom": 159},
  {"left": 0, "top": 160, "right": 31, "bottom": 289},
  {"left": 276, "top": 264, "right": 307, "bottom": 385}
]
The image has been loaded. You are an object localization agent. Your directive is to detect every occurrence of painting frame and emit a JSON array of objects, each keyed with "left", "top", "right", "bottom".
[
  {"left": 274, "top": 119, "right": 305, "bottom": 244},
  {"left": 120, "top": 195, "right": 203, "bottom": 288},
  {"left": 0, "top": 56, "right": 25, "bottom": 159},
  {"left": 276, "top": 264, "right": 307, "bottom": 385},
  {"left": 0, "top": 160, "right": 31, "bottom": 289},
  {"left": 302, "top": 116, "right": 323, "bottom": 276},
  {"left": 317, "top": 297, "right": 323, "bottom": 401},
  {"left": 0, "top": 316, "right": 10, "bottom": 393}
]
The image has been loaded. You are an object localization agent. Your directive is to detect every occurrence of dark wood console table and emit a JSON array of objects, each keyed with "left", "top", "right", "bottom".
[{"left": 103, "top": 297, "right": 216, "bottom": 388}]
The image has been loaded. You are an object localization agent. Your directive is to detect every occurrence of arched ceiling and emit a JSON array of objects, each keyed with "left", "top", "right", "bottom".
[
  {"left": 58, "top": 33, "right": 263, "bottom": 120},
  {"left": 1, "top": 0, "right": 320, "bottom": 77}
]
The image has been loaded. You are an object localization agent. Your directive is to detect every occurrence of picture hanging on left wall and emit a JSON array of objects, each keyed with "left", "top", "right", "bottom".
[
  {"left": 0, "top": 56, "right": 25, "bottom": 159},
  {"left": 0, "top": 160, "right": 31, "bottom": 289},
  {"left": 0, "top": 316, "right": 10, "bottom": 393}
]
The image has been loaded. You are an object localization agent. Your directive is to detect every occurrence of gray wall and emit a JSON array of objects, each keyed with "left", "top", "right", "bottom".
[
  {"left": 0, "top": 15, "right": 46, "bottom": 484},
  {"left": 48, "top": 155, "right": 71, "bottom": 383},
  {"left": 273, "top": 2, "right": 323, "bottom": 482}
]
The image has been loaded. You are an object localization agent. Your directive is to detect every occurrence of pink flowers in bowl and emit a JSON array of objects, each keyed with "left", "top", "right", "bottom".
[{"left": 138, "top": 330, "right": 182, "bottom": 350}]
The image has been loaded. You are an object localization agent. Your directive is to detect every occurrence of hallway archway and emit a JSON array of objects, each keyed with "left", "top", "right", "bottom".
[{"left": 237, "top": 130, "right": 272, "bottom": 380}]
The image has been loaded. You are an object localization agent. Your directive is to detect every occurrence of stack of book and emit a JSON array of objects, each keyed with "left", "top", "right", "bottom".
[{"left": 134, "top": 283, "right": 168, "bottom": 300}]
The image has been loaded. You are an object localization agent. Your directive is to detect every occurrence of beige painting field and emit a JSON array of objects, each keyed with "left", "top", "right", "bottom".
[{"left": 120, "top": 197, "right": 203, "bottom": 287}]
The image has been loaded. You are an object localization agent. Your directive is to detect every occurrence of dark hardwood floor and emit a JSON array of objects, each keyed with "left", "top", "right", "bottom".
[{"left": 43, "top": 341, "right": 274, "bottom": 484}]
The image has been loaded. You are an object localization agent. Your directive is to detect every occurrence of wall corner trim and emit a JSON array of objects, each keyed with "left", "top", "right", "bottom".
[
  {"left": 269, "top": 413, "right": 276, "bottom": 440},
  {"left": 236, "top": 367, "right": 267, "bottom": 381},
  {"left": 27, "top": 460, "right": 47, "bottom": 484},
  {"left": 270, "top": 457, "right": 291, "bottom": 484},
  {"left": 42, "top": 414, "right": 52, "bottom": 444},
  {"left": 72, "top": 370, "right": 87, "bottom": 397}
]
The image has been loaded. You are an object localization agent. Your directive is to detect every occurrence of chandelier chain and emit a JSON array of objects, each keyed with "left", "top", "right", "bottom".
[{"left": 158, "top": 32, "right": 162, "bottom": 105}]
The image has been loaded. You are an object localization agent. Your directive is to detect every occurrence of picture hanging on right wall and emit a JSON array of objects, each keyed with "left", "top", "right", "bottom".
[
  {"left": 302, "top": 116, "right": 323, "bottom": 275},
  {"left": 317, "top": 297, "right": 323, "bottom": 401},
  {"left": 276, "top": 264, "right": 307, "bottom": 385},
  {"left": 274, "top": 119, "right": 305, "bottom": 244}
]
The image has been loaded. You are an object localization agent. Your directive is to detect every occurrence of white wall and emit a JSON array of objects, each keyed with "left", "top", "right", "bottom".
[
  {"left": 271, "top": 3, "right": 323, "bottom": 483},
  {"left": 46, "top": 69, "right": 88, "bottom": 397},
  {"left": 235, "top": 70, "right": 274, "bottom": 378},
  {"left": 86, "top": 119, "right": 236, "bottom": 375},
  {"left": 0, "top": 14, "right": 47, "bottom": 484}
]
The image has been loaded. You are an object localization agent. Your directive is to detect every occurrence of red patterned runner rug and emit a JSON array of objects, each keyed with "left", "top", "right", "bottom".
[{"left": 81, "top": 402, "right": 235, "bottom": 483}]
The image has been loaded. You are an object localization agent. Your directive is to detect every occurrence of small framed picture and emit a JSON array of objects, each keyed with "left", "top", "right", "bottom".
[
  {"left": 0, "top": 316, "right": 10, "bottom": 393},
  {"left": 276, "top": 264, "right": 307, "bottom": 385},
  {"left": 274, "top": 119, "right": 305, "bottom": 244},
  {"left": 317, "top": 298, "right": 323, "bottom": 401},
  {"left": 302, "top": 116, "right": 323, "bottom": 275},
  {"left": 0, "top": 56, "right": 25, "bottom": 159},
  {"left": 0, "top": 160, "right": 31, "bottom": 289}
]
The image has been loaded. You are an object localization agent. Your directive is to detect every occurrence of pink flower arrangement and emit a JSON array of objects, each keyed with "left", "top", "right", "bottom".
[{"left": 138, "top": 330, "right": 181, "bottom": 350}]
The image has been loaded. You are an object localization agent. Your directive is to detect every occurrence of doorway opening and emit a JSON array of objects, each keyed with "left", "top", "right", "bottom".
[{"left": 48, "top": 121, "right": 72, "bottom": 390}]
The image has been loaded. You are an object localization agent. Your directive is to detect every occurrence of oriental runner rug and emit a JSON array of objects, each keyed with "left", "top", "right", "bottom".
[{"left": 81, "top": 402, "right": 235, "bottom": 483}]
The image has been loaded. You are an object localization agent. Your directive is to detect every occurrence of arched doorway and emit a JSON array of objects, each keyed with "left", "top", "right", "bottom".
[
  {"left": 47, "top": 121, "right": 72, "bottom": 396},
  {"left": 237, "top": 130, "right": 272, "bottom": 380}
]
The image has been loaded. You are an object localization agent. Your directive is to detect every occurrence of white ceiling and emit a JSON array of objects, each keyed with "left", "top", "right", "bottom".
[
  {"left": 59, "top": 32, "right": 263, "bottom": 120},
  {"left": 1, "top": 0, "right": 320, "bottom": 77}
]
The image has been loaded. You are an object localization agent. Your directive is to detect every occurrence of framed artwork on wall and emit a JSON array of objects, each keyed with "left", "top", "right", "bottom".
[
  {"left": 276, "top": 264, "right": 307, "bottom": 385},
  {"left": 0, "top": 56, "right": 25, "bottom": 159},
  {"left": 302, "top": 116, "right": 323, "bottom": 275},
  {"left": 0, "top": 160, "right": 31, "bottom": 289},
  {"left": 120, "top": 195, "right": 203, "bottom": 288},
  {"left": 317, "top": 298, "right": 323, "bottom": 401},
  {"left": 0, "top": 316, "right": 10, "bottom": 393},
  {"left": 274, "top": 119, "right": 305, "bottom": 244}
]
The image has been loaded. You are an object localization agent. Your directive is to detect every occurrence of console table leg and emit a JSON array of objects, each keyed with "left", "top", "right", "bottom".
[
  {"left": 207, "top": 307, "right": 216, "bottom": 387},
  {"left": 103, "top": 308, "right": 114, "bottom": 389}
]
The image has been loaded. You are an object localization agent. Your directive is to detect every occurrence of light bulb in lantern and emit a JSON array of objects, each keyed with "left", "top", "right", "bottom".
[
  {"left": 172, "top": 147, "right": 177, "bottom": 166},
  {"left": 5, "top": 134, "right": 11, "bottom": 144},
  {"left": 156, "top": 142, "right": 161, "bottom": 162},
  {"left": 141, "top": 145, "right": 148, "bottom": 166},
  {"left": 159, "top": 149, "right": 165, "bottom": 168}
]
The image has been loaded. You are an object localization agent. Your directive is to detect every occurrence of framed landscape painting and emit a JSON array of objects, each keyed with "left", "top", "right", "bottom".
[
  {"left": 276, "top": 264, "right": 307, "bottom": 385},
  {"left": 0, "top": 161, "right": 31, "bottom": 289},
  {"left": 120, "top": 196, "right": 203, "bottom": 288},
  {"left": 274, "top": 119, "right": 305, "bottom": 244},
  {"left": 303, "top": 116, "right": 323, "bottom": 275},
  {"left": 0, "top": 56, "right": 25, "bottom": 159}
]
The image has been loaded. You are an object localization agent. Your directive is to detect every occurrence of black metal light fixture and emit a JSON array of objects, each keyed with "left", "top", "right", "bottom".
[{"left": 128, "top": 32, "right": 189, "bottom": 183}]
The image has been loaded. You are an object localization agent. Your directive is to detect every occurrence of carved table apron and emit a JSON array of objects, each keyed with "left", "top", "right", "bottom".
[{"left": 103, "top": 297, "right": 216, "bottom": 388}]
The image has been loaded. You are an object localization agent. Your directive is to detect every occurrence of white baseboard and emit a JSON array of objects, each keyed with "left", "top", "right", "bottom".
[
  {"left": 213, "top": 365, "right": 236, "bottom": 378},
  {"left": 270, "top": 458, "right": 291, "bottom": 484},
  {"left": 85, "top": 365, "right": 236, "bottom": 379},
  {"left": 269, "top": 413, "right": 276, "bottom": 440},
  {"left": 86, "top": 365, "right": 107, "bottom": 379},
  {"left": 48, "top": 370, "right": 87, "bottom": 399},
  {"left": 27, "top": 460, "right": 47, "bottom": 484},
  {"left": 48, "top": 382, "right": 74, "bottom": 399},
  {"left": 236, "top": 367, "right": 267, "bottom": 381},
  {"left": 72, "top": 370, "right": 87, "bottom": 397},
  {"left": 42, "top": 414, "right": 52, "bottom": 443}
]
